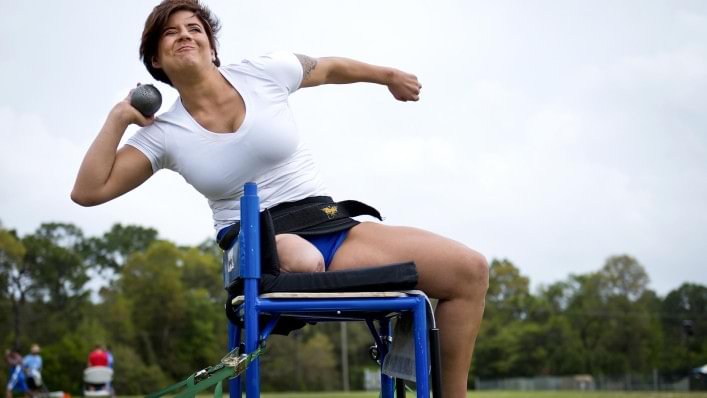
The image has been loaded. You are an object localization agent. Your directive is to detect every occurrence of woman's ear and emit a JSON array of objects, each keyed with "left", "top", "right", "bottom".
[{"left": 152, "top": 56, "right": 161, "bottom": 69}]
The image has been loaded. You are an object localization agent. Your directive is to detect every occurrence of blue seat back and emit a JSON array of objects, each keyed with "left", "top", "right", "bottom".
[{"left": 222, "top": 237, "right": 241, "bottom": 289}]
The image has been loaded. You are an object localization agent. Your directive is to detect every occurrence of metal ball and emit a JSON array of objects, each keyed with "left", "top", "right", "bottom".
[{"left": 130, "top": 84, "right": 162, "bottom": 117}]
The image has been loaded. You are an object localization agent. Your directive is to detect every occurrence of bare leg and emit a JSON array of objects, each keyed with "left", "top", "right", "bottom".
[
  {"left": 329, "top": 222, "right": 489, "bottom": 398},
  {"left": 275, "top": 233, "right": 325, "bottom": 273}
]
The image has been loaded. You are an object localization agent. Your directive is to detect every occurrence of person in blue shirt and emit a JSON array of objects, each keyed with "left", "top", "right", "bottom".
[
  {"left": 104, "top": 345, "right": 115, "bottom": 398},
  {"left": 22, "top": 345, "right": 42, "bottom": 396},
  {"left": 104, "top": 345, "right": 113, "bottom": 368}
]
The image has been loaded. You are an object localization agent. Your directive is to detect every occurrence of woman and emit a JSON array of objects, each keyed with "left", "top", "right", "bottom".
[{"left": 71, "top": 0, "right": 488, "bottom": 395}]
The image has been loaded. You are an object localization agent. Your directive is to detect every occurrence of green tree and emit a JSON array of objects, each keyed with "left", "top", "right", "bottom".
[
  {"left": 80, "top": 224, "right": 158, "bottom": 271},
  {"left": 530, "top": 282, "right": 584, "bottom": 375},
  {"left": 22, "top": 225, "right": 90, "bottom": 333},
  {"left": 0, "top": 228, "right": 27, "bottom": 348},
  {"left": 564, "top": 255, "right": 659, "bottom": 375},
  {"left": 599, "top": 255, "right": 650, "bottom": 301},
  {"left": 181, "top": 246, "right": 225, "bottom": 303},
  {"left": 260, "top": 334, "right": 304, "bottom": 391},
  {"left": 259, "top": 330, "right": 339, "bottom": 391},
  {"left": 111, "top": 343, "right": 172, "bottom": 395},
  {"left": 33, "top": 223, "right": 85, "bottom": 251},
  {"left": 96, "top": 289, "right": 137, "bottom": 347},
  {"left": 564, "top": 272, "right": 606, "bottom": 373},
  {"left": 661, "top": 283, "right": 707, "bottom": 372},
  {"left": 29, "top": 222, "right": 90, "bottom": 301},
  {"left": 300, "top": 332, "right": 339, "bottom": 389},
  {"left": 474, "top": 259, "right": 541, "bottom": 377},
  {"left": 120, "top": 241, "right": 188, "bottom": 376},
  {"left": 486, "top": 259, "right": 532, "bottom": 321},
  {"left": 597, "top": 255, "right": 657, "bottom": 374},
  {"left": 116, "top": 239, "right": 227, "bottom": 382}
]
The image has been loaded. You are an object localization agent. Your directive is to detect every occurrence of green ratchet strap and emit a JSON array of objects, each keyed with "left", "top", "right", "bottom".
[{"left": 145, "top": 346, "right": 264, "bottom": 398}]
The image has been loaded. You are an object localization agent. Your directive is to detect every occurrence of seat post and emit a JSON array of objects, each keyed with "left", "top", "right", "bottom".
[
  {"left": 227, "top": 322, "right": 241, "bottom": 398},
  {"left": 379, "top": 318, "right": 394, "bottom": 396},
  {"left": 413, "top": 297, "right": 430, "bottom": 396},
  {"left": 241, "top": 182, "right": 261, "bottom": 397}
]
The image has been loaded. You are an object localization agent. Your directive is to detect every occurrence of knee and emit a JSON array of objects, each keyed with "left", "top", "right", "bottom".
[{"left": 457, "top": 249, "right": 489, "bottom": 297}]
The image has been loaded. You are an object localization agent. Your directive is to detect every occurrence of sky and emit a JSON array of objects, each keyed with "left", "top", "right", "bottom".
[{"left": 1, "top": 1, "right": 706, "bottom": 296}]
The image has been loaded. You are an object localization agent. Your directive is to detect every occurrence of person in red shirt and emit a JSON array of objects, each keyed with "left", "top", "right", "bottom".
[{"left": 87, "top": 345, "right": 109, "bottom": 367}]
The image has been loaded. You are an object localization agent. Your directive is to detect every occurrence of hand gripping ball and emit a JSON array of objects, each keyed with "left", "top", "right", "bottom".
[{"left": 130, "top": 84, "right": 162, "bottom": 117}]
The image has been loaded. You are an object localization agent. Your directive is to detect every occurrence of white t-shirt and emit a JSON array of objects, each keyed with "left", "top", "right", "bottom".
[{"left": 126, "top": 52, "right": 329, "bottom": 232}]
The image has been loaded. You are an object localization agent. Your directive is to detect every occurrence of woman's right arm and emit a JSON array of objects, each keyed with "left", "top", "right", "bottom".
[{"left": 71, "top": 96, "right": 154, "bottom": 207}]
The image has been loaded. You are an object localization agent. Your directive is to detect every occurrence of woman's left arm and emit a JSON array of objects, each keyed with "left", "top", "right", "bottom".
[{"left": 295, "top": 54, "right": 421, "bottom": 102}]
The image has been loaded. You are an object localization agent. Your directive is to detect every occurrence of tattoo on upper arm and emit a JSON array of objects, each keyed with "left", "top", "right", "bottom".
[{"left": 295, "top": 53, "right": 318, "bottom": 81}]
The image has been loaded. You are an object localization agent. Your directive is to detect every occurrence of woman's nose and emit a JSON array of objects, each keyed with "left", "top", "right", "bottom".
[{"left": 177, "top": 27, "right": 192, "bottom": 40}]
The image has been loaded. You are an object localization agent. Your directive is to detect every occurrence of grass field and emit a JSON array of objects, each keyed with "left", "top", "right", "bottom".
[{"left": 256, "top": 391, "right": 707, "bottom": 398}]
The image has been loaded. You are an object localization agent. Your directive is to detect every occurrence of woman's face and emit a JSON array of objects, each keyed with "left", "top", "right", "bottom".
[{"left": 152, "top": 10, "right": 213, "bottom": 79}]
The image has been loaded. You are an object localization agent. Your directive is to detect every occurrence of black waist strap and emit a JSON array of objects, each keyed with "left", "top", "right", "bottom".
[
  {"left": 217, "top": 197, "right": 382, "bottom": 250},
  {"left": 271, "top": 199, "right": 381, "bottom": 233}
]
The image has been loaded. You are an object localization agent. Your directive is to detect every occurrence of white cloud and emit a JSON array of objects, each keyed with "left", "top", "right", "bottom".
[{"left": 0, "top": 107, "right": 82, "bottom": 231}]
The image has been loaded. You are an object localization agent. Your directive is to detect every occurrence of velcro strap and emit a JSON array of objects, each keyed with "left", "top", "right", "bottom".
[
  {"left": 271, "top": 200, "right": 382, "bottom": 234},
  {"left": 217, "top": 199, "right": 382, "bottom": 251}
]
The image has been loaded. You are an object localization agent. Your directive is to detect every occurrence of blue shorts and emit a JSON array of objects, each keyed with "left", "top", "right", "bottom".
[
  {"left": 303, "top": 230, "right": 349, "bottom": 270},
  {"left": 217, "top": 228, "right": 350, "bottom": 271}
]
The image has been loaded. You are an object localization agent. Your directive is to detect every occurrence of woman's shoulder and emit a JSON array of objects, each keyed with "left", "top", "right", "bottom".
[
  {"left": 227, "top": 51, "right": 297, "bottom": 70},
  {"left": 223, "top": 52, "right": 302, "bottom": 94},
  {"left": 149, "top": 97, "right": 191, "bottom": 129}
]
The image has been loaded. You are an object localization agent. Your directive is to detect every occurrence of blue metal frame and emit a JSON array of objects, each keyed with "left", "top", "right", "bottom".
[{"left": 227, "top": 182, "right": 431, "bottom": 397}]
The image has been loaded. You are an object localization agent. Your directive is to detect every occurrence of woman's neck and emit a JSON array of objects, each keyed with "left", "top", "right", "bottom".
[{"left": 173, "top": 65, "right": 230, "bottom": 113}]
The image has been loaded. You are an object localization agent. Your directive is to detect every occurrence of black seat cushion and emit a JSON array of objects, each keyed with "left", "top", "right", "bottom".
[
  {"left": 261, "top": 261, "right": 418, "bottom": 293},
  {"left": 225, "top": 262, "right": 418, "bottom": 335}
]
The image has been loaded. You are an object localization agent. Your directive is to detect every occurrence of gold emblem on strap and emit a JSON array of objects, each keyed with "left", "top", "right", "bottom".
[{"left": 321, "top": 205, "right": 339, "bottom": 219}]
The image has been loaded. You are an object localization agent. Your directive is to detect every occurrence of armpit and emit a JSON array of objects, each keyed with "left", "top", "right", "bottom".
[{"left": 294, "top": 53, "right": 318, "bottom": 80}]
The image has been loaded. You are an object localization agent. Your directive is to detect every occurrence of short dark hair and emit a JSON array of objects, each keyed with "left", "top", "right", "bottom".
[{"left": 139, "top": 0, "right": 221, "bottom": 86}]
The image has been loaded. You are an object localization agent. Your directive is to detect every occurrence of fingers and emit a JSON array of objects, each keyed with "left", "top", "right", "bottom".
[
  {"left": 113, "top": 95, "right": 155, "bottom": 128},
  {"left": 394, "top": 85, "right": 421, "bottom": 102},
  {"left": 390, "top": 72, "right": 422, "bottom": 102},
  {"left": 125, "top": 83, "right": 156, "bottom": 126},
  {"left": 135, "top": 114, "right": 156, "bottom": 127}
]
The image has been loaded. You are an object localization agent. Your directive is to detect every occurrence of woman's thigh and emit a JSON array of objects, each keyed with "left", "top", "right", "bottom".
[{"left": 329, "top": 222, "right": 487, "bottom": 300}]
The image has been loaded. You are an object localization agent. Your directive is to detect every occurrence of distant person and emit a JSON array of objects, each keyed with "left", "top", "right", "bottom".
[
  {"left": 5, "top": 348, "right": 27, "bottom": 398},
  {"left": 87, "top": 345, "right": 108, "bottom": 367},
  {"left": 104, "top": 345, "right": 115, "bottom": 398},
  {"left": 22, "top": 345, "right": 42, "bottom": 397},
  {"left": 104, "top": 346, "right": 113, "bottom": 368}
]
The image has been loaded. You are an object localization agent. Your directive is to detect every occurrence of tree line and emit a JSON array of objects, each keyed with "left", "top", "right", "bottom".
[
  {"left": 0, "top": 221, "right": 705, "bottom": 393},
  {"left": 475, "top": 257, "right": 706, "bottom": 384}
]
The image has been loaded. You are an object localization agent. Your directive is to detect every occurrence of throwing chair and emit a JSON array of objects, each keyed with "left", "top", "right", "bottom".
[{"left": 225, "top": 182, "right": 442, "bottom": 397}]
